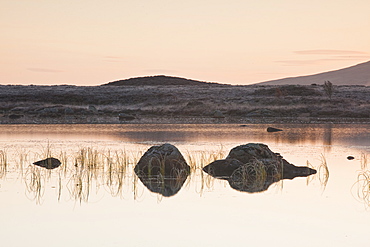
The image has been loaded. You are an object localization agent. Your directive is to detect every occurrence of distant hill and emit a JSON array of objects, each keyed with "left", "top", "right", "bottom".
[
  {"left": 103, "top": 75, "right": 223, "bottom": 86},
  {"left": 257, "top": 60, "right": 370, "bottom": 86}
]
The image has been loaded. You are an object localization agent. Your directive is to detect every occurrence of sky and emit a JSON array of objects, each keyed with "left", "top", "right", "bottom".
[{"left": 1, "top": 0, "right": 370, "bottom": 86}]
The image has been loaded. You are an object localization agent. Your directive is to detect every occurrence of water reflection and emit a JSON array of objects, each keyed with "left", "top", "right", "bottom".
[
  {"left": 1, "top": 123, "right": 370, "bottom": 146},
  {"left": 0, "top": 143, "right": 327, "bottom": 203},
  {"left": 353, "top": 153, "right": 370, "bottom": 208}
]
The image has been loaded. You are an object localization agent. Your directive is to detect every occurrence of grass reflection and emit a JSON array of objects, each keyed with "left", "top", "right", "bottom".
[
  {"left": 25, "top": 165, "right": 45, "bottom": 204},
  {"left": 318, "top": 154, "right": 330, "bottom": 191},
  {"left": 353, "top": 152, "right": 370, "bottom": 208},
  {"left": 0, "top": 145, "right": 332, "bottom": 203},
  {"left": 305, "top": 155, "right": 330, "bottom": 191},
  {"left": 185, "top": 148, "right": 225, "bottom": 196}
]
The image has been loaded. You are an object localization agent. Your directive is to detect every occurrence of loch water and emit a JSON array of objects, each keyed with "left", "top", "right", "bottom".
[{"left": 1, "top": 124, "right": 370, "bottom": 247}]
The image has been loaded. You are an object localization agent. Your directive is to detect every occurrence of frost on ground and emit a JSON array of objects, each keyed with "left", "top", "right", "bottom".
[{"left": 0, "top": 84, "right": 370, "bottom": 124}]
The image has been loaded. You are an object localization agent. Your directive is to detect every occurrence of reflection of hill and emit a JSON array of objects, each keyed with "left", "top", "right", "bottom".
[
  {"left": 114, "top": 124, "right": 368, "bottom": 147},
  {"left": 0, "top": 124, "right": 369, "bottom": 147}
]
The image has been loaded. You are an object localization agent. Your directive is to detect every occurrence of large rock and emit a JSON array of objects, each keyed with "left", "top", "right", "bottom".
[
  {"left": 134, "top": 143, "right": 190, "bottom": 197},
  {"left": 203, "top": 143, "right": 316, "bottom": 193}
]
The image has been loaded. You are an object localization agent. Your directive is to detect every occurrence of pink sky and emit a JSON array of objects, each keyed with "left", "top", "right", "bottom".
[{"left": 1, "top": 0, "right": 370, "bottom": 85}]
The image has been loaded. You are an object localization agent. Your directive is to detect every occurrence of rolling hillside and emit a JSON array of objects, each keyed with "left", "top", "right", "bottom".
[
  {"left": 258, "top": 60, "right": 370, "bottom": 86},
  {"left": 103, "top": 75, "right": 223, "bottom": 86}
]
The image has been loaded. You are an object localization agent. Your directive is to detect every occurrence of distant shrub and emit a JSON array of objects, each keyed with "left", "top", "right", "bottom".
[
  {"left": 323, "top": 81, "right": 334, "bottom": 99},
  {"left": 253, "top": 85, "right": 320, "bottom": 97}
]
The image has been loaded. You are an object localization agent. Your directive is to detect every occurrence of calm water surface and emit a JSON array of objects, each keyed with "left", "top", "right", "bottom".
[{"left": 1, "top": 124, "right": 370, "bottom": 247}]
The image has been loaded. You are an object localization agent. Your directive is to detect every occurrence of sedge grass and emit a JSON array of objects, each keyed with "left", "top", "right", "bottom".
[
  {"left": 306, "top": 160, "right": 315, "bottom": 186},
  {"left": 361, "top": 152, "right": 368, "bottom": 170},
  {"left": 0, "top": 150, "right": 7, "bottom": 179}
]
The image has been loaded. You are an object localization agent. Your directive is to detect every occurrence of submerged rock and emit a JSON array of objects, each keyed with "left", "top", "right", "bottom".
[
  {"left": 267, "top": 127, "right": 283, "bottom": 132},
  {"left": 33, "top": 157, "right": 61, "bottom": 169},
  {"left": 203, "top": 143, "right": 316, "bottom": 193},
  {"left": 134, "top": 143, "right": 190, "bottom": 197}
]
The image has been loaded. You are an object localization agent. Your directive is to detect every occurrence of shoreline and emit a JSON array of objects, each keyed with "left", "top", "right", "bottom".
[{"left": 1, "top": 115, "right": 370, "bottom": 125}]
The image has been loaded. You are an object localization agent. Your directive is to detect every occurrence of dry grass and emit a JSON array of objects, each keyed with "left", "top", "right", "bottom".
[
  {"left": 0, "top": 150, "right": 7, "bottom": 179},
  {"left": 305, "top": 155, "right": 330, "bottom": 191},
  {"left": 361, "top": 152, "right": 368, "bottom": 170},
  {"left": 1, "top": 84, "right": 370, "bottom": 124}
]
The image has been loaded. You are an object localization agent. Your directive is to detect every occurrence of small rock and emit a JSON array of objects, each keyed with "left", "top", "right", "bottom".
[
  {"left": 8, "top": 114, "right": 24, "bottom": 119},
  {"left": 267, "top": 127, "right": 283, "bottom": 132},
  {"left": 118, "top": 113, "right": 135, "bottom": 121},
  {"left": 88, "top": 105, "right": 98, "bottom": 113},
  {"left": 33, "top": 157, "right": 61, "bottom": 169},
  {"left": 213, "top": 110, "right": 225, "bottom": 118},
  {"left": 64, "top": 107, "right": 74, "bottom": 114},
  {"left": 347, "top": 156, "right": 355, "bottom": 160}
]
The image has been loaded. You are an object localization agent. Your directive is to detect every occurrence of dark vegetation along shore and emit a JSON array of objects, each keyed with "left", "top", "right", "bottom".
[{"left": 1, "top": 75, "right": 370, "bottom": 124}]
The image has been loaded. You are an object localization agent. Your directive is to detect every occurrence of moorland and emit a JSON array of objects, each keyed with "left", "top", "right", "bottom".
[{"left": 1, "top": 76, "right": 370, "bottom": 124}]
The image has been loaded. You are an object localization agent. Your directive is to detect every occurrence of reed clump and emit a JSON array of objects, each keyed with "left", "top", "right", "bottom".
[
  {"left": 105, "top": 150, "right": 131, "bottom": 198},
  {"left": 0, "top": 150, "right": 7, "bottom": 179},
  {"left": 361, "top": 152, "right": 368, "bottom": 170}
]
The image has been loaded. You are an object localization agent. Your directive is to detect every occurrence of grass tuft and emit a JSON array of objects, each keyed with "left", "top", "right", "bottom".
[{"left": 0, "top": 150, "right": 7, "bottom": 179}]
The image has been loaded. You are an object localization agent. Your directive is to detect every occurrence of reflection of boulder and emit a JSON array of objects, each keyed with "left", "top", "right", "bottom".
[
  {"left": 134, "top": 143, "right": 190, "bottom": 197},
  {"left": 203, "top": 143, "right": 316, "bottom": 193},
  {"left": 33, "top": 157, "right": 61, "bottom": 169}
]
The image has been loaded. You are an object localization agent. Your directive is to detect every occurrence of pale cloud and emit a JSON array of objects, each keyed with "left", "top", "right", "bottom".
[
  {"left": 275, "top": 60, "right": 322, "bottom": 66},
  {"left": 277, "top": 52, "right": 370, "bottom": 66},
  {"left": 27, "top": 68, "right": 63, "bottom": 73},
  {"left": 294, "top": 50, "right": 368, "bottom": 55}
]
